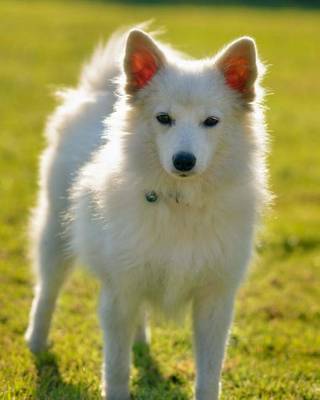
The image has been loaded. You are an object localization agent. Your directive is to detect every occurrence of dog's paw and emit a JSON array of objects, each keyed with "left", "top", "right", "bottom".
[
  {"left": 101, "top": 383, "right": 131, "bottom": 400},
  {"left": 101, "top": 391, "right": 131, "bottom": 400},
  {"left": 24, "top": 329, "right": 48, "bottom": 353},
  {"left": 134, "top": 328, "right": 150, "bottom": 346}
]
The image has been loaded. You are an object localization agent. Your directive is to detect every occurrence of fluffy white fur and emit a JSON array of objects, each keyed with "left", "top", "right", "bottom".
[{"left": 26, "top": 26, "right": 269, "bottom": 400}]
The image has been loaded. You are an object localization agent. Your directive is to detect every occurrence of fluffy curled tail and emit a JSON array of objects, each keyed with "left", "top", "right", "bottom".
[{"left": 79, "top": 29, "right": 127, "bottom": 93}]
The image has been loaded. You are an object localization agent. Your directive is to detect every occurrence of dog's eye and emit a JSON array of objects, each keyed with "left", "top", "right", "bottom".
[
  {"left": 203, "top": 116, "right": 219, "bottom": 128},
  {"left": 156, "top": 113, "right": 172, "bottom": 126}
]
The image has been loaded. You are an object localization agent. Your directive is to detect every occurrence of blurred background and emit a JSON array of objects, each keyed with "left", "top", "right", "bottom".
[{"left": 1, "top": 1, "right": 319, "bottom": 399}]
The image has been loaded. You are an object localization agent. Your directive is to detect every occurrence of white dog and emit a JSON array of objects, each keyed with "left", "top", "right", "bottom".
[{"left": 26, "top": 26, "right": 269, "bottom": 400}]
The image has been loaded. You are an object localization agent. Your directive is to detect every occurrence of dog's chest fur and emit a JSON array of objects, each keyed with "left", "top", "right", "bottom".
[{"left": 72, "top": 175, "right": 253, "bottom": 314}]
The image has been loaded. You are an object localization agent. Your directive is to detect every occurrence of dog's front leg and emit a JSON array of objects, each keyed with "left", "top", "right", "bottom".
[
  {"left": 99, "top": 286, "right": 138, "bottom": 400},
  {"left": 193, "top": 287, "right": 236, "bottom": 400}
]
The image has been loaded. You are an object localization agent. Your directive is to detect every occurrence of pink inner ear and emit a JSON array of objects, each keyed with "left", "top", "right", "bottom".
[
  {"left": 224, "top": 56, "right": 250, "bottom": 93},
  {"left": 130, "top": 49, "right": 158, "bottom": 89}
]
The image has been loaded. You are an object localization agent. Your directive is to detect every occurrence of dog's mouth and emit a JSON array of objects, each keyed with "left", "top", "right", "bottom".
[
  {"left": 170, "top": 170, "right": 196, "bottom": 179},
  {"left": 164, "top": 163, "right": 199, "bottom": 179}
]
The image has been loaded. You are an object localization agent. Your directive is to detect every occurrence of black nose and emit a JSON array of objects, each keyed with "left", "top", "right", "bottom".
[{"left": 172, "top": 152, "right": 196, "bottom": 172}]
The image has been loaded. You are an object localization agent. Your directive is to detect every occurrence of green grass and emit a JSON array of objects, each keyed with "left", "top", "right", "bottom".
[{"left": 1, "top": 1, "right": 320, "bottom": 399}]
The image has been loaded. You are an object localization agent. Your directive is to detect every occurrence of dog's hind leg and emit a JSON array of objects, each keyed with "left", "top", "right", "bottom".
[
  {"left": 134, "top": 312, "right": 150, "bottom": 345},
  {"left": 25, "top": 206, "right": 73, "bottom": 353}
]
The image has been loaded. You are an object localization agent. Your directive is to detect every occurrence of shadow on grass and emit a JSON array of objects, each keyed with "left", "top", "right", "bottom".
[
  {"left": 34, "top": 351, "right": 96, "bottom": 400},
  {"left": 133, "top": 343, "right": 189, "bottom": 399},
  {"left": 33, "top": 345, "right": 189, "bottom": 399}
]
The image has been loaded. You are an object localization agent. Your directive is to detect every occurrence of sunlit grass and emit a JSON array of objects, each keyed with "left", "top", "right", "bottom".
[{"left": 1, "top": 1, "right": 319, "bottom": 398}]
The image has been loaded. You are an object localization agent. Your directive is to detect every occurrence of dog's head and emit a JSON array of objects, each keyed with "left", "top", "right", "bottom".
[{"left": 122, "top": 29, "right": 263, "bottom": 180}]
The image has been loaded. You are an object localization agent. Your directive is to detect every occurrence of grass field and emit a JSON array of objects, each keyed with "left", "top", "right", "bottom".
[{"left": 1, "top": 1, "right": 320, "bottom": 399}]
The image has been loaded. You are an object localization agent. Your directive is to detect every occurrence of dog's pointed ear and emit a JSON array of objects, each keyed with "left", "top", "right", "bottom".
[
  {"left": 215, "top": 37, "right": 258, "bottom": 101},
  {"left": 124, "top": 29, "right": 165, "bottom": 95}
]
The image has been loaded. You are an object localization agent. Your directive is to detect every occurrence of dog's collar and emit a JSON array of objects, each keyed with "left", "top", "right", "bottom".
[
  {"left": 145, "top": 191, "right": 158, "bottom": 203},
  {"left": 145, "top": 190, "right": 182, "bottom": 205}
]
